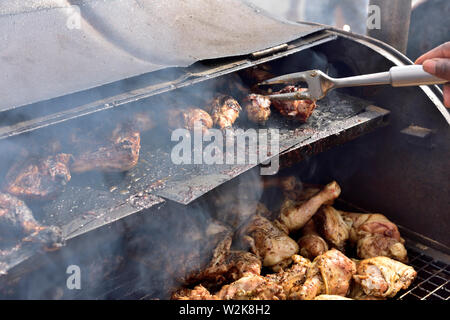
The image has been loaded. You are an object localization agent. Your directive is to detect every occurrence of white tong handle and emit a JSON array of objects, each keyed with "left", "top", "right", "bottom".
[{"left": 334, "top": 65, "right": 447, "bottom": 89}]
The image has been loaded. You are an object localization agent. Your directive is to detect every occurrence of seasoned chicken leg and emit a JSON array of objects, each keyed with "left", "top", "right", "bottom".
[
  {"left": 290, "top": 249, "right": 356, "bottom": 300},
  {"left": 353, "top": 256, "right": 416, "bottom": 298},
  {"left": 297, "top": 219, "right": 329, "bottom": 260},
  {"left": 314, "top": 206, "right": 352, "bottom": 251},
  {"left": 240, "top": 215, "right": 299, "bottom": 270},
  {"left": 277, "top": 181, "right": 341, "bottom": 233}
]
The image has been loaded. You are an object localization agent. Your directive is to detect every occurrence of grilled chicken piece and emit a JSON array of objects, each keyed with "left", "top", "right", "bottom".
[
  {"left": 266, "top": 255, "right": 310, "bottom": 297},
  {"left": 271, "top": 86, "right": 317, "bottom": 122},
  {"left": 216, "top": 274, "right": 286, "bottom": 300},
  {"left": 297, "top": 219, "right": 329, "bottom": 260},
  {"left": 4, "top": 154, "right": 72, "bottom": 200},
  {"left": 314, "top": 295, "right": 353, "bottom": 300},
  {"left": 71, "top": 124, "right": 140, "bottom": 173},
  {"left": 342, "top": 212, "right": 408, "bottom": 262},
  {"left": 290, "top": 249, "right": 356, "bottom": 300},
  {"left": 0, "top": 193, "right": 63, "bottom": 249},
  {"left": 240, "top": 215, "right": 299, "bottom": 270},
  {"left": 277, "top": 181, "right": 341, "bottom": 233},
  {"left": 243, "top": 94, "right": 271, "bottom": 124},
  {"left": 314, "top": 206, "right": 353, "bottom": 251},
  {"left": 187, "top": 233, "right": 262, "bottom": 288},
  {"left": 167, "top": 107, "right": 213, "bottom": 134},
  {"left": 206, "top": 94, "right": 242, "bottom": 129},
  {"left": 353, "top": 256, "right": 416, "bottom": 298},
  {"left": 172, "top": 285, "right": 217, "bottom": 300}
]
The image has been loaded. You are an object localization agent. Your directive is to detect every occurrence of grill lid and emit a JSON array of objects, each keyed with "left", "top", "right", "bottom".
[{"left": 0, "top": 0, "right": 323, "bottom": 112}]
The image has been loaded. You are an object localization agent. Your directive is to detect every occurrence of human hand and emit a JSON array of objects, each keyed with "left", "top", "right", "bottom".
[{"left": 415, "top": 42, "right": 450, "bottom": 107}]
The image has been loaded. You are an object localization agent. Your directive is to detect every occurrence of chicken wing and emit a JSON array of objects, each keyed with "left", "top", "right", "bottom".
[
  {"left": 271, "top": 86, "right": 317, "bottom": 122},
  {"left": 4, "top": 154, "right": 72, "bottom": 200},
  {"left": 297, "top": 219, "right": 329, "bottom": 260},
  {"left": 353, "top": 256, "right": 416, "bottom": 298},
  {"left": 277, "top": 181, "right": 341, "bottom": 233},
  {"left": 290, "top": 249, "right": 356, "bottom": 300}
]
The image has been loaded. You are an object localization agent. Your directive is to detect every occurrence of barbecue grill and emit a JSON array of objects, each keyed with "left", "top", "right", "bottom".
[{"left": 0, "top": 1, "right": 448, "bottom": 300}]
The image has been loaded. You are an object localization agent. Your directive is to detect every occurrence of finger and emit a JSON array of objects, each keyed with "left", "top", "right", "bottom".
[
  {"left": 422, "top": 58, "right": 450, "bottom": 81},
  {"left": 415, "top": 42, "right": 450, "bottom": 64},
  {"left": 444, "top": 84, "right": 450, "bottom": 108}
]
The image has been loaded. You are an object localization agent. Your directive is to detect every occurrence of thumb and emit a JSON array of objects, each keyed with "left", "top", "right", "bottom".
[{"left": 422, "top": 58, "right": 450, "bottom": 81}]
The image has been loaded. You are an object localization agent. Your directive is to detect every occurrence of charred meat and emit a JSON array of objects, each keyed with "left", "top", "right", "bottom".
[
  {"left": 4, "top": 154, "right": 72, "bottom": 200},
  {"left": 206, "top": 95, "right": 242, "bottom": 129},
  {"left": 71, "top": 124, "right": 140, "bottom": 173},
  {"left": 243, "top": 94, "right": 271, "bottom": 124},
  {"left": 271, "top": 86, "right": 317, "bottom": 122},
  {"left": 0, "top": 193, "right": 63, "bottom": 249}
]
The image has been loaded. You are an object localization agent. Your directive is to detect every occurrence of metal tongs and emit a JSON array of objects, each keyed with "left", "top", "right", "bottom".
[{"left": 260, "top": 65, "right": 448, "bottom": 101}]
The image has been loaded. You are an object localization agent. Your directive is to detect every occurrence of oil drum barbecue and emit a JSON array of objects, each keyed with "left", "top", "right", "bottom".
[{"left": 0, "top": 9, "right": 448, "bottom": 300}]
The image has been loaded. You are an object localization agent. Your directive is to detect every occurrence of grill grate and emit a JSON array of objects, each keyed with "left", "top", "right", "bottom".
[{"left": 397, "top": 246, "right": 450, "bottom": 301}]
